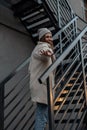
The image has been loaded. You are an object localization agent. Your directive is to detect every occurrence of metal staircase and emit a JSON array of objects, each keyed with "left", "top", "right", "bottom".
[
  {"left": 12, "top": 0, "right": 76, "bottom": 44},
  {"left": 0, "top": 0, "right": 87, "bottom": 130},
  {"left": 12, "top": 0, "right": 58, "bottom": 43},
  {"left": 12, "top": 0, "right": 87, "bottom": 130},
  {"left": 39, "top": 19, "right": 87, "bottom": 129}
]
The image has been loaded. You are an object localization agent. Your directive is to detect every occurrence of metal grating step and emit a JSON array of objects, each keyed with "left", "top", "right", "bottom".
[
  {"left": 29, "top": 21, "right": 54, "bottom": 33},
  {"left": 26, "top": 18, "right": 50, "bottom": 29},
  {"left": 20, "top": 4, "right": 44, "bottom": 17},
  {"left": 21, "top": 8, "right": 45, "bottom": 21},
  {"left": 12, "top": 0, "right": 39, "bottom": 17},
  {"left": 24, "top": 14, "right": 48, "bottom": 26}
]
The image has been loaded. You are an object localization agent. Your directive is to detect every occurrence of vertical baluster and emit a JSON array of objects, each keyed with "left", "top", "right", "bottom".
[
  {"left": 0, "top": 83, "right": 4, "bottom": 130},
  {"left": 56, "top": 0, "right": 61, "bottom": 28},
  {"left": 78, "top": 39, "right": 87, "bottom": 105},
  {"left": 47, "top": 75, "right": 54, "bottom": 130}
]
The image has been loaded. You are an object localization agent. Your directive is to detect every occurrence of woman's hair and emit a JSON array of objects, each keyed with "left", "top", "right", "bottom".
[
  {"left": 39, "top": 34, "right": 54, "bottom": 50},
  {"left": 39, "top": 35, "right": 45, "bottom": 42}
]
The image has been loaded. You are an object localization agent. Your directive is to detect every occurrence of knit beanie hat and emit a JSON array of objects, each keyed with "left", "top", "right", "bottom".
[{"left": 38, "top": 28, "right": 52, "bottom": 40}]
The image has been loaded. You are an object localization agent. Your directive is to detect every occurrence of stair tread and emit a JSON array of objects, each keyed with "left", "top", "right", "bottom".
[
  {"left": 26, "top": 18, "right": 50, "bottom": 30},
  {"left": 20, "top": 4, "right": 44, "bottom": 17},
  {"left": 13, "top": 3, "right": 43, "bottom": 17},
  {"left": 21, "top": 8, "right": 44, "bottom": 21},
  {"left": 24, "top": 14, "right": 48, "bottom": 26},
  {"left": 12, "top": 0, "right": 38, "bottom": 12}
]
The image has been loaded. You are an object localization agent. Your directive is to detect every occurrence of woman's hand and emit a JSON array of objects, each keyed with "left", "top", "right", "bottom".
[{"left": 39, "top": 49, "right": 53, "bottom": 56}]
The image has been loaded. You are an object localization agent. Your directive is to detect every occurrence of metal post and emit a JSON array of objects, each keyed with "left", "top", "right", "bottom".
[
  {"left": 56, "top": 0, "right": 61, "bottom": 28},
  {"left": 47, "top": 76, "right": 54, "bottom": 130},
  {"left": 0, "top": 83, "right": 4, "bottom": 130},
  {"left": 79, "top": 39, "right": 87, "bottom": 105}
]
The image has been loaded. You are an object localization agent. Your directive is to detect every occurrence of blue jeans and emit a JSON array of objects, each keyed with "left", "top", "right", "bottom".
[{"left": 34, "top": 103, "right": 48, "bottom": 130}]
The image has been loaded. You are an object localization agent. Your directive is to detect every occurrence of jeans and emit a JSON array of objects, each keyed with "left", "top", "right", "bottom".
[{"left": 34, "top": 103, "right": 48, "bottom": 130}]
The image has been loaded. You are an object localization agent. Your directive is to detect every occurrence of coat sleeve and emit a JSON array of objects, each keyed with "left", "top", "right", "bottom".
[{"left": 33, "top": 46, "right": 53, "bottom": 62}]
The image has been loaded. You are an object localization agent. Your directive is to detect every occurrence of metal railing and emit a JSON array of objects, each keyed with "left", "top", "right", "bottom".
[
  {"left": 42, "top": 0, "right": 74, "bottom": 28},
  {"left": 53, "top": 16, "right": 78, "bottom": 58},
  {"left": 76, "top": 15, "right": 87, "bottom": 103},
  {"left": 39, "top": 25, "right": 87, "bottom": 130},
  {"left": 42, "top": 0, "right": 76, "bottom": 50},
  {"left": 0, "top": 57, "right": 36, "bottom": 130}
]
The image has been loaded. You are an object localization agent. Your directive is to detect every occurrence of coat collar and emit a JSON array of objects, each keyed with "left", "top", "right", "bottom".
[{"left": 37, "top": 41, "right": 51, "bottom": 48}]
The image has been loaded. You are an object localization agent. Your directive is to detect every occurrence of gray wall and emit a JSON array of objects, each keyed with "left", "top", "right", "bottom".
[
  {"left": 0, "top": 4, "right": 35, "bottom": 130},
  {"left": 0, "top": 4, "right": 28, "bottom": 34},
  {"left": 69, "top": 0, "right": 84, "bottom": 18},
  {"left": 0, "top": 5, "right": 35, "bottom": 82}
]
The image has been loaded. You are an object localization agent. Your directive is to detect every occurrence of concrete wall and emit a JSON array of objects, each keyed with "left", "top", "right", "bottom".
[
  {"left": 0, "top": 4, "right": 28, "bottom": 34},
  {"left": 0, "top": 5, "right": 35, "bottom": 82},
  {"left": 69, "top": 0, "right": 84, "bottom": 19},
  {"left": 84, "top": 1, "right": 87, "bottom": 21}
]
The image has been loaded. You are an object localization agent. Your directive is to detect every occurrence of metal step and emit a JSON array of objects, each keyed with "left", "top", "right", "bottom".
[
  {"left": 26, "top": 18, "right": 49, "bottom": 29},
  {"left": 12, "top": 0, "right": 59, "bottom": 44},
  {"left": 21, "top": 8, "right": 44, "bottom": 21},
  {"left": 20, "top": 4, "right": 44, "bottom": 17},
  {"left": 12, "top": 0, "right": 39, "bottom": 16}
]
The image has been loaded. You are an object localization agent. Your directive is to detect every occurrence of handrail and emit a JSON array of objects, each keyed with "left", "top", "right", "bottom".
[
  {"left": 53, "top": 16, "right": 78, "bottom": 40},
  {"left": 75, "top": 13, "right": 87, "bottom": 24},
  {"left": 39, "top": 26, "right": 87, "bottom": 83},
  {"left": 0, "top": 57, "right": 30, "bottom": 85},
  {"left": 42, "top": 0, "right": 74, "bottom": 28}
]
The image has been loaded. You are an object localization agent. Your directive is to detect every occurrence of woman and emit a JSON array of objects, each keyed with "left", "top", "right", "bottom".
[{"left": 29, "top": 28, "right": 55, "bottom": 130}]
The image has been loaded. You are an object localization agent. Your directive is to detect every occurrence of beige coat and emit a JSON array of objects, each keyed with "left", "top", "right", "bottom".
[{"left": 28, "top": 41, "right": 54, "bottom": 104}]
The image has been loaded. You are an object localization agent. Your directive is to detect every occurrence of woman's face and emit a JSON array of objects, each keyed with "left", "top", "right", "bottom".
[{"left": 44, "top": 33, "right": 53, "bottom": 46}]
